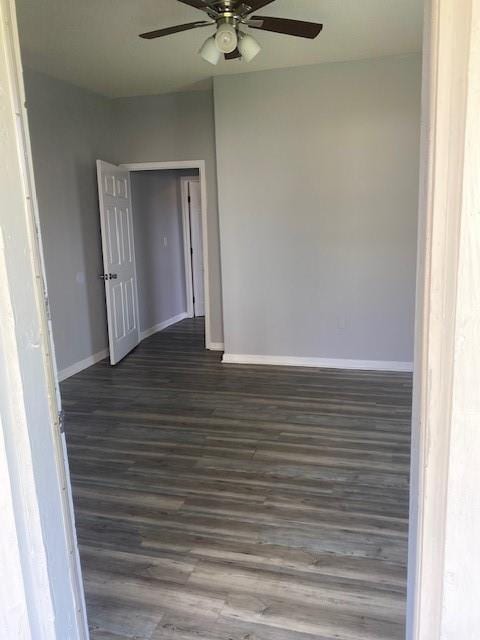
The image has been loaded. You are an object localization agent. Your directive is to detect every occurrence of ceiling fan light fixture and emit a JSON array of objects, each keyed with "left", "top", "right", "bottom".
[
  {"left": 199, "top": 35, "right": 221, "bottom": 65},
  {"left": 238, "top": 31, "right": 261, "bottom": 63},
  {"left": 214, "top": 22, "right": 238, "bottom": 54},
  {"left": 140, "top": 1, "right": 324, "bottom": 66}
]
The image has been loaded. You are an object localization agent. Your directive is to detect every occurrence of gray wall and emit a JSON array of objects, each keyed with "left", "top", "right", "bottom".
[
  {"left": 111, "top": 90, "right": 223, "bottom": 345},
  {"left": 26, "top": 55, "right": 421, "bottom": 372},
  {"left": 131, "top": 170, "right": 197, "bottom": 332},
  {"left": 214, "top": 55, "right": 421, "bottom": 363},
  {"left": 24, "top": 70, "right": 113, "bottom": 372}
]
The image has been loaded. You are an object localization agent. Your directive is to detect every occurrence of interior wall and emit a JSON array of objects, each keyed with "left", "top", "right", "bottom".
[
  {"left": 25, "top": 55, "right": 421, "bottom": 373},
  {"left": 131, "top": 169, "right": 198, "bottom": 334},
  {"left": 24, "top": 69, "right": 113, "bottom": 374},
  {"left": 111, "top": 89, "right": 224, "bottom": 346},
  {"left": 214, "top": 54, "right": 422, "bottom": 366}
]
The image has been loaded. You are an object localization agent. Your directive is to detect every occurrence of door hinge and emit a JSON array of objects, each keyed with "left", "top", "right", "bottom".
[
  {"left": 188, "top": 195, "right": 191, "bottom": 204},
  {"left": 190, "top": 247, "right": 193, "bottom": 256},
  {"left": 193, "top": 296, "right": 195, "bottom": 304},
  {"left": 58, "top": 410, "right": 66, "bottom": 434}
]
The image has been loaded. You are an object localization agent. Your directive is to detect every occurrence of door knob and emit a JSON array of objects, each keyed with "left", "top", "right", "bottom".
[{"left": 98, "top": 273, "right": 118, "bottom": 280}]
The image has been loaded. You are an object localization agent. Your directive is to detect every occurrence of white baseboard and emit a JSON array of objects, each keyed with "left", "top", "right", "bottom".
[
  {"left": 140, "top": 312, "right": 188, "bottom": 341},
  {"left": 207, "top": 342, "right": 225, "bottom": 352},
  {"left": 222, "top": 353, "right": 413, "bottom": 373},
  {"left": 58, "top": 348, "right": 109, "bottom": 382}
]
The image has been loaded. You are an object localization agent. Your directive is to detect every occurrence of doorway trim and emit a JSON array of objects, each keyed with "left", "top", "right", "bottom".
[
  {"left": 0, "top": 0, "right": 88, "bottom": 636},
  {"left": 2, "top": 0, "right": 479, "bottom": 636},
  {"left": 121, "top": 161, "right": 214, "bottom": 350},
  {"left": 406, "top": 0, "right": 480, "bottom": 637}
]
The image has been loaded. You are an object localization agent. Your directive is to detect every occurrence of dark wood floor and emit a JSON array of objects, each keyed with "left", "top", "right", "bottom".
[{"left": 62, "top": 318, "right": 412, "bottom": 640}]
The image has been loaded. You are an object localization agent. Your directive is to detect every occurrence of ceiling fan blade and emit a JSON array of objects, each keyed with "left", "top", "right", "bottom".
[
  {"left": 139, "top": 21, "right": 212, "bottom": 39},
  {"left": 249, "top": 16, "right": 323, "bottom": 39},
  {"left": 225, "top": 48, "right": 242, "bottom": 60}
]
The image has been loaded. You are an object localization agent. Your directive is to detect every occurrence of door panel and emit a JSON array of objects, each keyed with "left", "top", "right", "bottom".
[
  {"left": 97, "top": 160, "right": 140, "bottom": 365},
  {"left": 124, "top": 279, "right": 136, "bottom": 333},
  {"left": 116, "top": 176, "right": 128, "bottom": 199},
  {"left": 120, "top": 208, "right": 132, "bottom": 262},
  {"left": 112, "top": 283, "right": 125, "bottom": 339},
  {"left": 104, "top": 174, "right": 116, "bottom": 196},
  {"left": 107, "top": 207, "right": 121, "bottom": 266}
]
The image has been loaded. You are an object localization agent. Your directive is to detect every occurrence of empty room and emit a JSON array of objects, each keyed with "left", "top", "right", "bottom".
[{"left": 12, "top": 1, "right": 423, "bottom": 639}]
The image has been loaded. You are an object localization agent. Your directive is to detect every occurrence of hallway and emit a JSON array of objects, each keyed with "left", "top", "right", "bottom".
[{"left": 62, "top": 318, "right": 412, "bottom": 640}]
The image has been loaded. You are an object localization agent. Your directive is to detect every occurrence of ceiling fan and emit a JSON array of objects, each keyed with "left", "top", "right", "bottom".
[{"left": 139, "top": 1, "right": 323, "bottom": 65}]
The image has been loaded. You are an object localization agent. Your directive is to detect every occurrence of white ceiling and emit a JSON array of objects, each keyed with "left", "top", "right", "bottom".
[{"left": 17, "top": 0, "right": 423, "bottom": 98}]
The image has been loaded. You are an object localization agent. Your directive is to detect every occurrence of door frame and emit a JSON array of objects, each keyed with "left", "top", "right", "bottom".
[
  {"left": 180, "top": 176, "right": 202, "bottom": 319},
  {"left": 122, "top": 161, "right": 214, "bottom": 350},
  {"left": 2, "top": 0, "right": 479, "bottom": 637},
  {"left": 0, "top": 0, "right": 88, "bottom": 636},
  {"left": 406, "top": 0, "right": 480, "bottom": 637}
]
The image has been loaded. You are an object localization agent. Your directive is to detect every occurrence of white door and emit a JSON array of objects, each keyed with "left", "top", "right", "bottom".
[
  {"left": 188, "top": 180, "right": 205, "bottom": 317},
  {"left": 96, "top": 160, "right": 140, "bottom": 365}
]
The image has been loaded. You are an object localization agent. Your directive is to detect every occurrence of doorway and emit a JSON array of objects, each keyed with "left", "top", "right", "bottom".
[
  {"left": 2, "top": 3, "right": 475, "bottom": 637},
  {"left": 96, "top": 160, "right": 211, "bottom": 366},
  {"left": 122, "top": 161, "right": 213, "bottom": 350}
]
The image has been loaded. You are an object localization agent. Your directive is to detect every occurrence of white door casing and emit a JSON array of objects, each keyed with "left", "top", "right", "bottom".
[
  {"left": 1, "top": 0, "right": 89, "bottom": 636},
  {"left": 97, "top": 160, "right": 140, "bottom": 365},
  {"left": 188, "top": 180, "right": 205, "bottom": 317},
  {"left": 126, "top": 162, "right": 213, "bottom": 350}
]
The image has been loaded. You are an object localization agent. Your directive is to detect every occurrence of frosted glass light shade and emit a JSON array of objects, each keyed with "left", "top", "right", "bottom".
[
  {"left": 215, "top": 23, "right": 238, "bottom": 54},
  {"left": 199, "top": 36, "right": 221, "bottom": 65},
  {"left": 238, "top": 32, "right": 261, "bottom": 62}
]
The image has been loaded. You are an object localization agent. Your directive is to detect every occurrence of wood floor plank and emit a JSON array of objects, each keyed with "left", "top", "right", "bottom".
[{"left": 62, "top": 318, "right": 411, "bottom": 640}]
